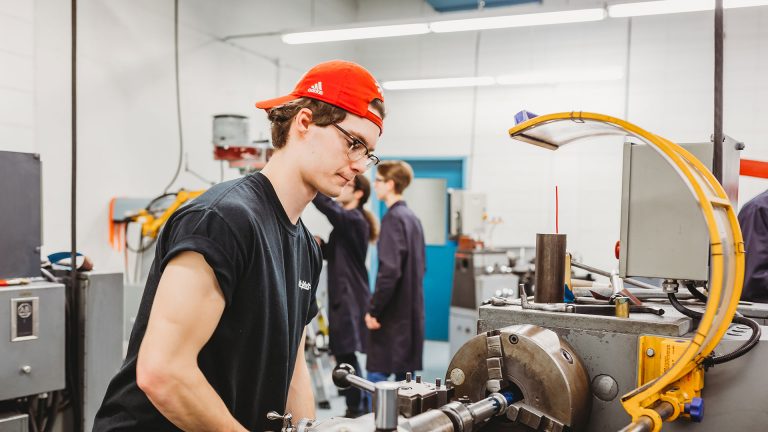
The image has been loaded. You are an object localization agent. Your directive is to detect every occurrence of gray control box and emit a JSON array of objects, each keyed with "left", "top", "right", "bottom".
[
  {"left": 619, "top": 138, "right": 741, "bottom": 281},
  {"left": 0, "top": 413, "right": 28, "bottom": 432},
  {"left": 0, "top": 151, "right": 42, "bottom": 279},
  {"left": 0, "top": 282, "right": 65, "bottom": 400}
]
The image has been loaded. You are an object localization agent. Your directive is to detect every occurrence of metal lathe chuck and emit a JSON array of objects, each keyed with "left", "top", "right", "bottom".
[{"left": 446, "top": 324, "right": 591, "bottom": 432}]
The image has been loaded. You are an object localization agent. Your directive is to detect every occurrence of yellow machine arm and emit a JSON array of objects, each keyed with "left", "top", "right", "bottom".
[
  {"left": 507, "top": 112, "right": 744, "bottom": 432},
  {"left": 137, "top": 189, "right": 206, "bottom": 239}
]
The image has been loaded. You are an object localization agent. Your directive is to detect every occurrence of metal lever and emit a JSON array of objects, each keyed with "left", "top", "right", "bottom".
[
  {"left": 267, "top": 411, "right": 293, "bottom": 431},
  {"left": 333, "top": 363, "right": 399, "bottom": 430},
  {"left": 332, "top": 363, "right": 376, "bottom": 393}
]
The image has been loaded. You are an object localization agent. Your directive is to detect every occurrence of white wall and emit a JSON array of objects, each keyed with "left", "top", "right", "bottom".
[
  {"left": 0, "top": 0, "right": 35, "bottom": 153},
  {"left": 1, "top": 0, "right": 361, "bottom": 273},
  {"left": 351, "top": 1, "right": 768, "bottom": 272},
  {"left": 2, "top": 0, "right": 767, "bottom": 276}
]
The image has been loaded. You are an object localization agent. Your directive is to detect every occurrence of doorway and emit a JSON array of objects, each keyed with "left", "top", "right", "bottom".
[{"left": 369, "top": 158, "right": 465, "bottom": 341}]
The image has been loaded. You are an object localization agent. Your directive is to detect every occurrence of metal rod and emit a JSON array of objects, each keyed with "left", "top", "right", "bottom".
[
  {"left": 570, "top": 260, "right": 658, "bottom": 290},
  {"left": 374, "top": 382, "right": 400, "bottom": 430},
  {"left": 535, "top": 233, "right": 567, "bottom": 303},
  {"left": 346, "top": 374, "right": 376, "bottom": 394},
  {"left": 618, "top": 401, "right": 675, "bottom": 432},
  {"left": 713, "top": 0, "right": 724, "bottom": 182}
]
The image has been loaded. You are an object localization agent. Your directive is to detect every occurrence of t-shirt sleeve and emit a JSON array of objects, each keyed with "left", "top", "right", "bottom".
[
  {"left": 304, "top": 236, "right": 323, "bottom": 325},
  {"left": 159, "top": 210, "right": 247, "bottom": 306}
]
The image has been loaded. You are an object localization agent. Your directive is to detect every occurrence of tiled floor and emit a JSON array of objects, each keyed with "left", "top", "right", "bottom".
[{"left": 315, "top": 340, "right": 450, "bottom": 420}]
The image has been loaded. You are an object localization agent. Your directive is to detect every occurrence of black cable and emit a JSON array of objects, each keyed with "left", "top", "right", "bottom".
[
  {"left": 42, "top": 392, "right": 60, "bottom": 432},
  {"left": 70, "top": 0, "right": 83, "bottom": 430},
  {"left": 686, "top": 282, "right": 709, "bottom": 303},
  {"left": 713, "top": 0, "right": 723, "bottom": 182},
  {"left": 668, "top": 293, "right": 761, "bottom": 367},
  {"left": 162, "top": 0, "right": 184, "bottom": 194}
]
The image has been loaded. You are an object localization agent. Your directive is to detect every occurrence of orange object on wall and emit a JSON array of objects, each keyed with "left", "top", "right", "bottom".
[{"left": 741, "top": 159, "right": 768, "bottom": 179}]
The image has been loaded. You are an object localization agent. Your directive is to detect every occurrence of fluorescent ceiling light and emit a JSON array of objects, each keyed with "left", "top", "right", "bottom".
[
  {"left": 383, "top": 68, "right": 623, "bottom": 90},
  {"left": 608, "top": 0, "right": 768, "bottom": 18},
  {"left": 383, "top": 76, "right": 495, "bottom": 90},
  {"left": 282, "top": 23, "right": 429, "bottom": 44},
  {"left": 429, "top": 8, "right": 606, "bottom": 33},
  {"left": 496, "top": 68, "right": 624, "bottom": 85}
]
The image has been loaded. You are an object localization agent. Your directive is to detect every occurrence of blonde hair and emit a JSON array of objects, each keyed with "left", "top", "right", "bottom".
[{"left": 376, "top": 160, "right": 414, "bottom": 194}]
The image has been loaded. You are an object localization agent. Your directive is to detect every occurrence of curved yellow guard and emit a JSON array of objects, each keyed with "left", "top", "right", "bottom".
[{"left": 507, "top": 112, "right": 744, "bottom": 432}]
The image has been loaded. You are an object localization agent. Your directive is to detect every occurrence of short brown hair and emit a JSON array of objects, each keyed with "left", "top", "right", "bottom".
[
  {"left": 377, "top": 160, "right": 414, "bottom": 194},
  {"left": 266, "top": 98, "right": 385, "bottom": 149}
]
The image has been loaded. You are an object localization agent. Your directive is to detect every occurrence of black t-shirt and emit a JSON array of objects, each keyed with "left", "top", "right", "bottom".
[{"left": 93, "top": 173, "right": 321, "bottom": 432}]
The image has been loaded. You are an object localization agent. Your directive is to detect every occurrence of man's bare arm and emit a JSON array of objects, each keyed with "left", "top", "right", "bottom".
[
  {"left": 136, "top": 251, "right": 248, "bottom": 432},
  {"left": 285, "top": 327, "right": 316, "bottom": 423}
]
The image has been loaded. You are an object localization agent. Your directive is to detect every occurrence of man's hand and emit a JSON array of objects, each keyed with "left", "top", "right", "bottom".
[
  {"left": 286, "top": 328, "right": 315, "bottom": 423},
  {"left": 313, "top": 235, "right": 323, "bottom": 246},
  {"left": 365, "top": 313, "right": 381, "bottom": 330}
]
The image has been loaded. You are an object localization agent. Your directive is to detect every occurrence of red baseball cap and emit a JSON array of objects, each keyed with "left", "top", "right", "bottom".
[{"left": 255, "top": 60, "right": 385, "bottom": 134}]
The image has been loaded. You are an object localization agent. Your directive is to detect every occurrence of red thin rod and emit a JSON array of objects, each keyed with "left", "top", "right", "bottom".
[
  {"left": 555, "top": 185, "right": 559, "bottom": 234},
  {"left": 741, "top": 159, "right": 768, "bottom": 179}
]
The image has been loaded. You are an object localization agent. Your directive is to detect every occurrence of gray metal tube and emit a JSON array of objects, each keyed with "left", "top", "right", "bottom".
[
  {"left": 520, "top": 284, "right": 574, "bottom": 312},
  {"left": 535, "top": 233, "right": 567, "bottom": 303},
  {"left": 618, "top": 401, "right": 675, "bottom": 432},
  {"left": 467, "top": 393, "right": 508, "bottom": 423},
  {"left": 374, "top": 381, "right": 400, "bottom": 430},
  {"left": 570, "top": 260, "right": 658, "bottom": 290},
  {"left": 405, "top": 409, "right": 454, "bottom": 432},
  {"left": 346, "top": 374, "right": 376, "bottom": 394}
]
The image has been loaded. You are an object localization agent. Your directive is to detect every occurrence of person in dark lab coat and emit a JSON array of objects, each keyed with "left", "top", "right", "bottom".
[
  {"left": 312, "top": 175, "right": 378, "bottom": 417},
  {"left": 739, "top": 189, "right": 768, "bottom": 302},
  {"left": 365, "top": 160, "right": 426, "bottom": 383}
]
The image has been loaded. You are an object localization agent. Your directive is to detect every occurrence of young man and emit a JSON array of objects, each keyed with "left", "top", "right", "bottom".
[
  {"left": 365, "top": 161, "right": 426, "bottom": 383},
  {"left": 93, "top": 60, "right": 385, "bottom": 432},
  {"left": 312, "top": 175, "right": 378, "bottom": 417},
  {"left": 739, "top": 189, "right": 768, "bottom": 302}
]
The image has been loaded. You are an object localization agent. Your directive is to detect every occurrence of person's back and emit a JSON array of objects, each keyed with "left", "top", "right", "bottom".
[
  {"left": 366, "top": 161, "right": 426, "bottom": 379},
  {"left": 312, "top": 175, "right": 378, "bottom": 416},
  {"left": 739, "top": 189, "right": 768, "bottom": 302}
]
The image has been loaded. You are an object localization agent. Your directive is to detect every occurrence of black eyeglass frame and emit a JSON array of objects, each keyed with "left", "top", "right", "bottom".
[{"left": 331, "top": 123, "right": 380, "bottom": 168}]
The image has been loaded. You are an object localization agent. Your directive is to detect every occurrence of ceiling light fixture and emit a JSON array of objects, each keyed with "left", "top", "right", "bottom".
[
  {"left": 281, "top": 23, "right": 430, "bottom": 44},
  {"left": 382, "top": 68, "right": 623, "bottom": 90},
  {"left": 608, "top": 0, "right": 768, "bottom": 18},
  {"left": 429, "top": 8, "right": 607, "bottom": 33},
  {"left": 496, "top": 68, "right": 624, "bottom": 85},
  {"left": 382, "top": 76, "right": 496, "bottom": 90},
  {"left": 277, "top": 1, "right": 768, "bottom": 45},
  {"left": 280, "top": 8, "right": 607, "bottom": 44}
]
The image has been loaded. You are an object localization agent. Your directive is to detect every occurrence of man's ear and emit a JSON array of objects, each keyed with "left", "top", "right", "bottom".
[
  {"left": 354, "top": 189, "right": 364, "bottom": 201},
  {"left": 294, "top": 108, "right": 313, "bottom": 135}
]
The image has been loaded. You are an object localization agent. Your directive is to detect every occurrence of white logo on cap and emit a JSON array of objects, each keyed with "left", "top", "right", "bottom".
[
  {"left": 375, "top": 80, "right": 383, "bottom": 96},
  {"left": 307, "top": 82, "right": 323, "bottom": 95}
]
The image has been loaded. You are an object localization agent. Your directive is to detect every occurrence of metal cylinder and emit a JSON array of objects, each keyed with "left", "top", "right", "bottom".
[
  {"left": 212, "top": 114, "right": 249, "bottom": 147},
  {"left": 535, "top": 233, "right": 567, "bottom": 303},
  {"left": 440, "top": 401, "right": 474, "bottom": 432},
  {"left": 466, "top": 393, "right": 508, "bottom": 422},
  {"left": 615, "top": 297, "right": 630, "bottom": 318},
  {"left": 374, "top": 381, "right": 400, "bottom": 430},
  {"left": 405, "top": 409, "right": 454, "bottom": 432},
  {"left": 618, "top": 401, "right": 675, "bottom": 432}
]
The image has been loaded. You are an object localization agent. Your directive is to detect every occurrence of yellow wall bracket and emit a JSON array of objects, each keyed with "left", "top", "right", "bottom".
[{"left": 138, "top": 189, "right": 206, "bottom": 239}]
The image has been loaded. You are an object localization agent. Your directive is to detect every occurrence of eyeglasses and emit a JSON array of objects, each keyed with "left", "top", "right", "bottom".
[{"left": 332, "top": 123, "right": 380, "bottom": 169}]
